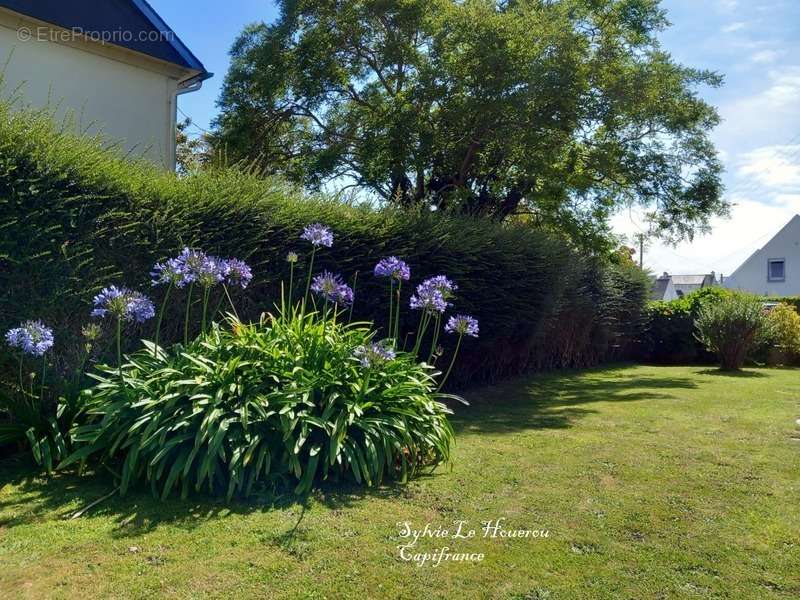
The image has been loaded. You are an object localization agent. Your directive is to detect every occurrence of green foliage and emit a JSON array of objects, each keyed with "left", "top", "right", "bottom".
[
  {"left": 766, "top": 303, "right": 800, "bottom": 365},
  {"left": 63, "top": 312, "right": 455, "bottom": 499},
  {"left": 640, "top": 287, "right": 730, "bottom": 363},
  {"left": 694, "top": 292, "right": 773, "bottom": 371},
  {"left": 214, "top": 0, "right": 727, "bottom": 246},
  {"left": 0, "top": 390, "right": 68, "bottom": 472},
  {"left": 765, "top": 296, "right": 800, "bottom": 313},
  {"left": 0, "top": 100, "right": 650, "bottom": 398}
]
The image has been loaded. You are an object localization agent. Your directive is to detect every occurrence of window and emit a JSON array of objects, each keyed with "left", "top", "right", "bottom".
[{"left": 768, "top": 259, "right": 785, "bottom": 282}]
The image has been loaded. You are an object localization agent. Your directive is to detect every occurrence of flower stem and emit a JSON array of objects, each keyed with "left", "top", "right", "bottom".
[
  {"left": 116, "top": 316, "right": 122, "bottom": 379},
  {"left": 184, "top": 282, "right": 194, "bottom": 346},
  {"left": 153, "top": 282, "right": 172, "bottom": 357},
  {"left": 40, "top": 357, "right": 46, "bottom": 402},
  {"left": 302, "top": 248, "right": 317, "bottom": 315},
  {"left": 223, "top": 284, "right": 239, "bottom": 320},
  {"left": 18, "top": 354, "right": 23, "bottom": 394},
  {"left": 388, "top": 280, "right": 394, "bottom": 339},
  {"left": 437, "top": 334, "right": 463, "bottom": 391},
  {"left": 427, "top": 314, "right": 441, "bottom": 363},
  {"left": 393, "top": 281, "right": 402, "bottom": 341},
  {"left": 288, "top": 262, "right": 295, "bottom": 310},
  {"left": 348, "top": 270, "right": 358, "bottom": 324},
  {"left": 201, "top": 287, "right": 211, "bottom": 333},
  {"left": 412, "top": 311, "right": 431, "bottom": 357}
]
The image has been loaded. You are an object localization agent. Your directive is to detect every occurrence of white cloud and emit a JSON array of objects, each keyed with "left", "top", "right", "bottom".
[
  {"left": 737, "top": 144, "right": 800, "bottom": 189},
  {"left": 722, "top": 21, "right": 747, "bottom": 33},
  {"left": 714, "top": 67, "right": 800, "bottom": 148},
  {"left": 750, "top": 49, "right": 784, "bottom": 63}
]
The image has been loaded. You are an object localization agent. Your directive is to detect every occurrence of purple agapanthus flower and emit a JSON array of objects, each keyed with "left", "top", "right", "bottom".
[
  {"left": 422, "top": 275, "right": 457, "bottom": 298},
  {"left": 410, "top": 288, "right": 448, "bottom": 314},
  {"left": 445, "top": 314, "right": 479, "bottom": 338},
  {"left": 374, "top": 256, "right": 411, "bottom": 281},
  {"left": 91, "top": 285, "right": 155, "bottom": 323},
  {"left": 222, "top": 258, "right": 253, "bottom": 289},
  {"left": 300, "top": 223, "right": 334, "bottom": 247},
  {"left": 169, "top": 248, "right": 225, "bottom": 288},
  {"left": 354, "top": 342, "right": 396, "bottom": 368},
  {"left": 5, "top": 320, "right": 54, "bottom": 356},
  {"left": 311, "top": 271, "right": 354, "bottom": 306},
  {"left": 150, "top": 257, "right": 184, "bottom": 287},
  {"left": 335, "top": 283, "right": 355, "bottom": 306}
]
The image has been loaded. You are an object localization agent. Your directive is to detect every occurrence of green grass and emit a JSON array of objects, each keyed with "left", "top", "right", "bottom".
[{"left": 1, "top": 365, "right": 799, "bottom": 599}]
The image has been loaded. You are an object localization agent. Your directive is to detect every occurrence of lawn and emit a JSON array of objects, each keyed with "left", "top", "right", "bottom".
[{"left": 1, "top": 365, "right": 798, "bottom": 599}]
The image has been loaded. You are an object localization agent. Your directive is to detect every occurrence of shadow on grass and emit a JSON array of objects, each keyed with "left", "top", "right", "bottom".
[
  {"left": 696, "top": 368, "right": 767, "bottom": 378},
  {"left": 451, "top": 364, "right": 698, "bottom": 434},
  {"left": 0, "top": 364, "right": 697, "bottom": 531},
  {"left": 0, "top": 455, "right": 427, "bottom": 534}
]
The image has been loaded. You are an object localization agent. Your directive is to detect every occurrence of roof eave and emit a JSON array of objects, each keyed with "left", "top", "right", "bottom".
[{"left": 130, "top": 0, "right": 209, "bottom": 76}]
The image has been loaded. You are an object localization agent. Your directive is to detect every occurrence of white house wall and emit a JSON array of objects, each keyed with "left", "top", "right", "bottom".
[
  {"left": 723, "top": 215, "right": 800, "bottom": 296},
  {"left": 0, "top": 22, "right": 179, "bottom": 169}
]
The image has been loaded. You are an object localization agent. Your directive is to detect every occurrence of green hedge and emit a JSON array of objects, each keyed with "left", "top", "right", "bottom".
[
  {"left": 0, "top": 103, "right": 650, "bottom": 388},
  {"left": 639, "top": 290, "right": 800, "bottom": 365},
  {"left": 638, "top": 288, "right": 730, "bottom": 364}
]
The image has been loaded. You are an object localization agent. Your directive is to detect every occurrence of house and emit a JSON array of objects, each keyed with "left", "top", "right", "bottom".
[
  {"left": 723, "top": 214, "right": 800, "bottom": 296},
  {"left": 0, "top": 0, "right": 211, "bottom": 170},
  {"left": 651, "top": 272, "right": 717, "bottom": 301},
  {"left": 650, "top": 274, "right": 678, "bottom": 301}
]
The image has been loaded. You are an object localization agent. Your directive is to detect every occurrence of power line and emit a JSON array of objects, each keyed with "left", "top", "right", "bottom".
[{"left": 177, "top": 106, "right": 213, "bottom": 136}]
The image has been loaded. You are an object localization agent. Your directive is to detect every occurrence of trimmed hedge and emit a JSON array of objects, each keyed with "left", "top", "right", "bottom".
[
  {"left": 0, "top": 102, "right": 650, "bottom": 388},
  {"left": 638, "top": 288, "right": 729, "bottom": 364}
]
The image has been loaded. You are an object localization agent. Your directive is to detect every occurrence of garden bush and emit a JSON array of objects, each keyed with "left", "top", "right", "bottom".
[
  {"left": 694, "top": 292, "right": 773, "bottom": 371},
  {"left": 639, "top": 287, "right": 730, "bottom": 364},
  {"left": 765, "top": 303, "right": 800, "bottom": 366},
  {"left": 0, "top": 99, "right": 650, "bottom": 397},
  {"left": 64, "top": 310, "right": 456, "bottom": 499}
]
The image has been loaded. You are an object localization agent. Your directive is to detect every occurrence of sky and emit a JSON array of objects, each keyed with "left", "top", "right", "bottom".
[{"left": 153, "top": 0, "right": 800, "bottom": 278}]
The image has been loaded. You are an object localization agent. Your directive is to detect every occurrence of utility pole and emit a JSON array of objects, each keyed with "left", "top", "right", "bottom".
[{"left": 633, "top": 232, "right": 647, "bottom": 269}]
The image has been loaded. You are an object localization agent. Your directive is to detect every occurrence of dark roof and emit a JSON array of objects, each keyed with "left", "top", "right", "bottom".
[
  {"left": 650, "top": 277, "right": 671, "bottom": 301},
  {"left": 0, "top": 0, "right": 207, "bottom": 75}
]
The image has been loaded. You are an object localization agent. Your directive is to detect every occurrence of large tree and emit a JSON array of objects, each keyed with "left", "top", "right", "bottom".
[{"left": 214, "top": 0, "right": 728, "bottom": 245}]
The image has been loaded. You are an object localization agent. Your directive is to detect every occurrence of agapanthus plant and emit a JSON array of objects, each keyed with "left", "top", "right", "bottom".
[
  {"left": 219, "top": 258, "right": 253, "bottom": 322},
  {"left": 300, "top": 224, "right": 333, "bottom": 311},
  {"left": 91, "top": 285, "right": 154, "bottom": 371},
  {"left": 354, "top": 341, "right": 396, "bottom": 369},
  {"left": 151, "top": 257, "right": 185, "bottom": 353},
  {"left": 410, "top": 275, "right": 457, "bottom": 357},
  {"left": 311, "top": 271, "right": 354, "bottom": 310},
  {"left": 6, "top": 320, "right": 54, "bottom": 358},
  {"left": 439, "top": 314, "right": 479, "bottom": 390},
  {"left": 286, "top": 252, "right": 299, "bottom": 305},
  {"left": 6, "top": 320, "right": 54, "bottom": 399},
  {"left": 153, "top": 249, "right": 250, "bottom": 345},
  {"left": 374, "top": 257, "right": 410, "bottom": 341},
  {"left": 300, "top": 223, "right": 334, "bottom": 248}
]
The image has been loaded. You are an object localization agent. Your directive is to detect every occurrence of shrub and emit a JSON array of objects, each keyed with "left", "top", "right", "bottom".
[
  {"left": 64, "top": 311, "right": 456, "bottom": 499},
  {"left": 0, "top": 99, "right": 649, "bottom": 395},
  {"left": 766, "top": 303, "right": 800, "bottom": 365},
  {"left": 639, "top": 287, "right": 730, "bottom": 363},
  {"left": 694, "top": 292, "right": 773, "bottom": 371}
]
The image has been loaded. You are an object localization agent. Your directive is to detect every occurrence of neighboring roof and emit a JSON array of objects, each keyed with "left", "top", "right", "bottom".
[
  {"left": 651, "top": 277, "right": 672, "bottom": 301},
  {"left": 670, "top": 275, "right": 711, "bottom": 286},
  {"left": 0, "top": 0, "right": 208, "bottom": 76}
]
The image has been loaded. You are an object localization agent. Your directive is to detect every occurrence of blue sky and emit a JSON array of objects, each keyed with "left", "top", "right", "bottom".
[{"left": 154, "top": 0, "right": 800, "bottom": 277}]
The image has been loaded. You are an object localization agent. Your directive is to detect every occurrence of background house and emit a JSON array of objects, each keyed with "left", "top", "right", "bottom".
[
  {"left": 0, "top": 0, "right": 210, "bottom": 169},
  {"left": 723, "top": 214, "right": 800, "bottom": 296},
  {"left": 651, "top": 272, "right": 717, "bottom": 301}
]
